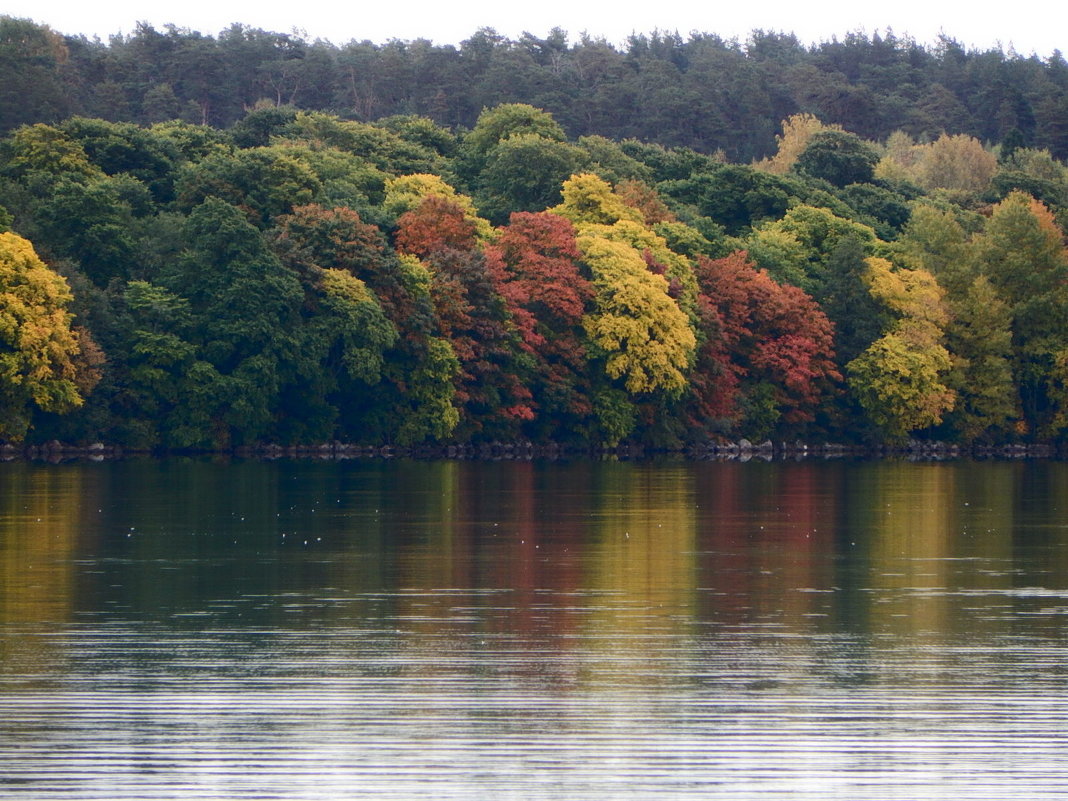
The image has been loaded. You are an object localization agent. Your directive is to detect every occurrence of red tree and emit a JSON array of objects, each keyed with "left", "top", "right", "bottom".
[
  {"left": 690, "top": 251, "right": 840, "bottom": 428},
  {"left": 485, "top": 212, "right": 596, "bottom": 434},
  {"left": 395, "top": 195, "right": 479, "bottom": 258}
]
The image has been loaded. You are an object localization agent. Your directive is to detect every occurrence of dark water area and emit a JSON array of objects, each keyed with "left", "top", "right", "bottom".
[{"left": 2, "top": 458, "right": 1068, "bottom": 798}]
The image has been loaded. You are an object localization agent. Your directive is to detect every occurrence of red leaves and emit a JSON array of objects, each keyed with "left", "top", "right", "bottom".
[
  {"left": 693, "top": 251, "right": 840, "bottom": 424},
  {"left": 489, "top": 212, "right": 591, "bottom": 324},
  {"left": 488, "top": 212, "right": 595, "bottom": 432},
  {"left": 395, "top": 195, "right": 479, "bottom": 258}
]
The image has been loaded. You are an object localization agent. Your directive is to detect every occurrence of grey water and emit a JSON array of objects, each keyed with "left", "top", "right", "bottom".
[{"left": 2, "top": 458, "right": 1068, "bottom": 799}]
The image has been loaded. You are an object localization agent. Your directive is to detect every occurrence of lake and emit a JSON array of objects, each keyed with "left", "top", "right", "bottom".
[{"left": 2, "top": 457, "right": 1068, "bottom": 799}]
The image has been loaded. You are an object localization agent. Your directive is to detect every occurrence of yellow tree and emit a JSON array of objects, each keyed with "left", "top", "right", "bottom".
[
  {"left": 918, "top": 134, "right": 998, "bottom": 193},
  {"left": 551, "top": 173, "right": 644, "bottom": 227},
  {"left": 753, "top": 114, "right": 840, "bottom": 175},
  {"left": 846, "top": 257, "right": 956, "bottom": 441},
  {"left": 877, "top": 132, "right": 997, "bottom": 194},
  {"left": 0, "top": 232, "right": 85, "bottom": 440},
  {"left": 552, "top": 172, "right": 699, "bottom": 444},
  {"left": 577, "top": 233, "right": 696, "bottom": 396}
]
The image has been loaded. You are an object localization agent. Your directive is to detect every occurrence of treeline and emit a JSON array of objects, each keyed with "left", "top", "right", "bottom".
[
  {"left": 2, "top": 34, "right": 1068, "bottom": 450},
  {"left": 3, "top": 16, "right": 1068, "bottom": 163}
]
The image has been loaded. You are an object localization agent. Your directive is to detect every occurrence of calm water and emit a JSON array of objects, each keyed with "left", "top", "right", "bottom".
[{"left": 2, "top": 458, "right": 1068, "bottom": 799}]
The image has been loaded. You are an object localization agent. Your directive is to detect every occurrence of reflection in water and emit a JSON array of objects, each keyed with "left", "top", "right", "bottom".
[{"left": 1, "top": 458, "right": 1068, "bottom": 799}]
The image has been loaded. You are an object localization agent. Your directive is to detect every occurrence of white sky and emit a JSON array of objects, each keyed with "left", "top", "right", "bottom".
[{"left": 3, "top": 0, "right": 1064, "bottom": 57}]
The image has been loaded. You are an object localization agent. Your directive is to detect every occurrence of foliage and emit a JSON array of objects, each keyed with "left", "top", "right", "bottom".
[
  {"left": 174, "top": 145, "right": 321, "bottom": 226},
  {"left": 754, "top": 113, "right": 839, "bottom": 175},
  {"left": 0, "top": 231, "right": 84, "bottom": 439},
  {"left": 878, "top": 132, "right": 999, "bottom": 194},
  {"left": 943, "top": 276, "right": 1019, "bottom": 442},
  {"left": 395, "top": 195, "right": 480, "bottom": 258},
  {"left": 476, "top": 133, "right": 583, "bottom": 222},
  {"left": 846, "top": 258, "right": 955, "bottom": 441},
  {"left": 155, "top": 198, "right": 305, "bottom": 447},
  {"left": 2, "top": 30, "right": 1068, "bottom": 448},
  {"left": 552, "top": 173, "right": 643, "bottom": 227},
  {"left": 577, "top": 232, "right": 696, "bottom": 396},
  {"left": 972, "top": 191, "right": 1068, "bottom": 433},
  {"left": 691, "top": 252, "right": 839, "bottom": 436},
  {"left": 383, "top": 173, "right": 493, "bottom": 239},
  {"left": 486, "top": 211, "right": 593, "bottom": 437},
  {"left": 794, "top": 129, "right": 879, "bottom": 187}
]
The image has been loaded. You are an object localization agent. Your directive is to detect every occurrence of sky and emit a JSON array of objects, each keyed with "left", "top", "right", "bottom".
[{"left": 3, "top": 0, "right": 1064, "bottom": 57}]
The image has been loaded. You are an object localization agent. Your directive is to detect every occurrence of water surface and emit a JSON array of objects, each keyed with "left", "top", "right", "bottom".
[{"left": 2, "top": 458, "right": 1067, "bottom": 798}]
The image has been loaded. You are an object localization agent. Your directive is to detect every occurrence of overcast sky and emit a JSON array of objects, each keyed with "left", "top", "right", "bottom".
[{"left": 4, "top": 0, "right": 1063, "bottom": 57}]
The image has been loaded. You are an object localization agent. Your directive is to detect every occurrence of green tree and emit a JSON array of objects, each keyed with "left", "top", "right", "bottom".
[
  {"left": 747, "top": 204, "right": 878, "bottom": 295},
  {"left": 60, "top": 117, "right": 179, "bottom": 202},
  {"left": 269, "top": 204, "right": 459, "bottom": 444},
  {"left": 286, "top": 112, "right": 445, "bottom": 175},
  {"left": 0, "top": 18, "right": 70, "bottom": 132},
  {"left": 0, "top": 123, "right": 101, "bottom": 183},
  {"left": 895, "top": 202, "right": 975, "bottom": 296},
  {"left": 794, "top": 129, "right": 879, "bottom": 187},
  {"left": 943, "top": 276, "right": 1019, "bottom": 441},
  {"left": 175, "top": 145, "right": 322, "bottom": 226},
  {"left": 476, "top": 133, "right": 583, "bottom": 222},
  {"left": 973, "top": 192, "right": 1068, "bottom": 433},
  {"left": 458, "top": 102, "right": 567, "bottom": 180},
  {"left": 158, "top": 198, "right": 305, "bottom": 447}
]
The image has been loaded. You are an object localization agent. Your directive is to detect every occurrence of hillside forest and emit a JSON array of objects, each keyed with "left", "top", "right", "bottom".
[{"left": 2, "top": 17, "right": 1068, "bottom": 451}]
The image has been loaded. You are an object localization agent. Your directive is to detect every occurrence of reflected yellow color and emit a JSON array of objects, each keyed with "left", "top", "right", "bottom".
[
  {"left": 0, "top": 464, "right": 87, "bottom": 626},
  {"left": 581, "top": 464, "right": 697, "bottom": 683},
  {"left": 866, "top": 463, "right": 956, "bottom": 636},
  {"left": 0, "top": 464, "right": 93, "bottom": 675}
]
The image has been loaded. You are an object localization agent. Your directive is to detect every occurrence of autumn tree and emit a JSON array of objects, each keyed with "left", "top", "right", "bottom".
[
  {"left": 269, "top": 203, "right": 458, "bottom": 444},
  {"left": 878, "top": 133, "right": 998, "bottom": 194},
  {"left": 0, "top": 232, "right": 85, "bottom": 440},
  {"left": 846, "top": 257, "right": 956, "bottom": 441},
  {"left": 689, "top": 251, "right": 839, "bottom": 438},
  {"left": 919, "top": 134, "right": 999, "bottom": 193},
  {"left": 577, "top": 233, "right": 696, "bottom": 398},
  {"left": 754, "top": 114, "right": 839, "bottom": 175},
  {"left": 383, "top": 173, "right": 492, "bottom": 239},
  {"left": 551, "top": 172, "right": 644, "bottom": 227},
  {"left": 395, "top": 194, "right": 480, "bottom": 258},
  {"left": 485, "top": 211, "right": 594, "bottom": 438},
  {"left": 396, "top": 193, "right": 531, "bottom": 440}
]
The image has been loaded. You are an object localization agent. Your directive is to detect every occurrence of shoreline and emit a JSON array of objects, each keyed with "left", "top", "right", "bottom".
[{"left": 1, "top": 438, "right": 1062, "bottom": 463}]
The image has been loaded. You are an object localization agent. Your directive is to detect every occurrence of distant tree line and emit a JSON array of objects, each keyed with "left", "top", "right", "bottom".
[{"left": 3, "top": 17, "right": 1068, "bottom": 163}]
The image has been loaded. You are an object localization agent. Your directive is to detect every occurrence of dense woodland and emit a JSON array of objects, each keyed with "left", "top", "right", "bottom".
[{"left": 2, "top": 17, "right": 1068, "bottom": 451}]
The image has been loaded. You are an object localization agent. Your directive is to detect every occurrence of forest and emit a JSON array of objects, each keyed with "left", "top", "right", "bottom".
[{"left": 2, "top": 16, "right": 1068, "bottom": 452}]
